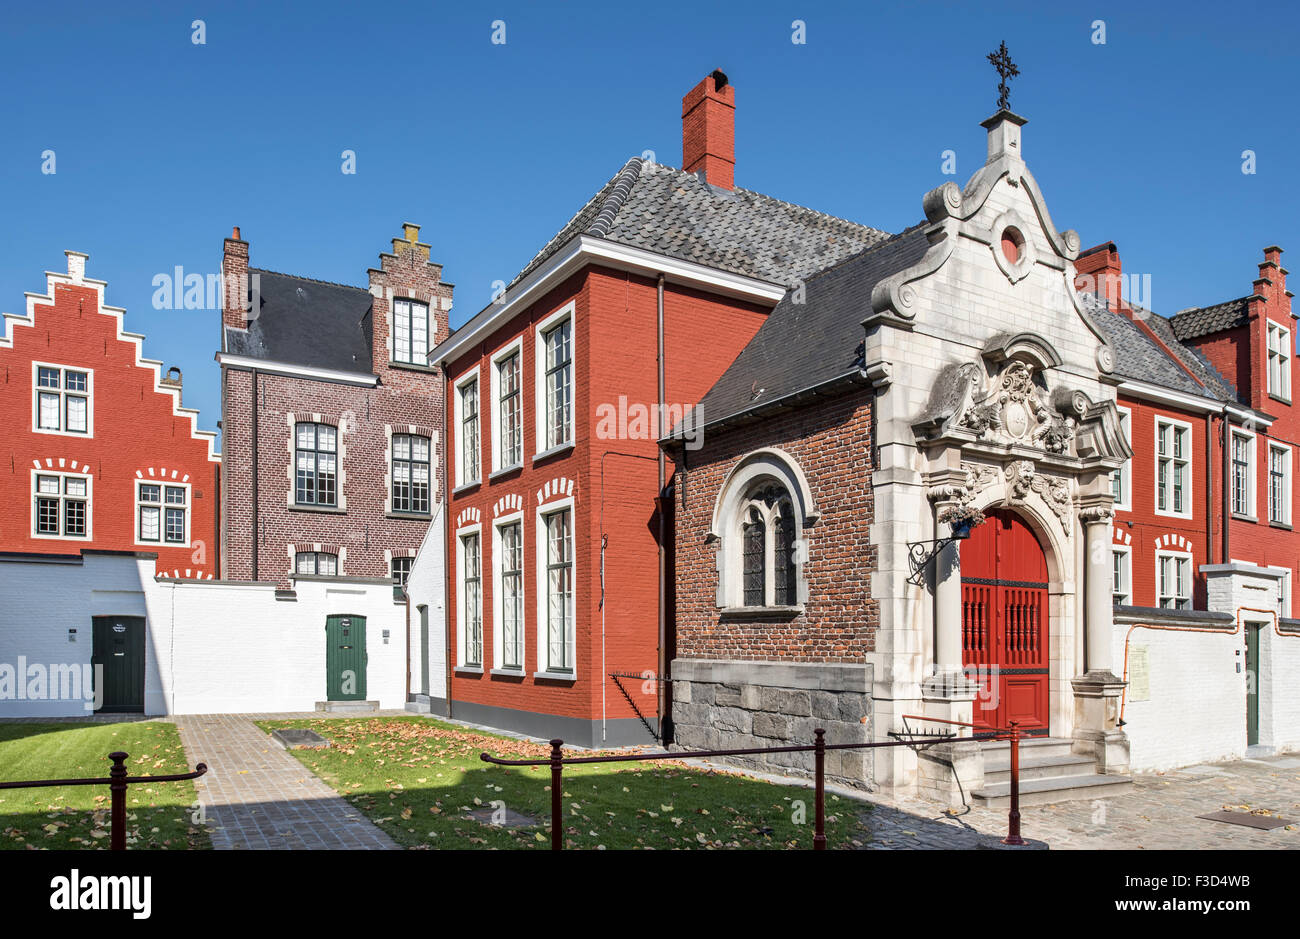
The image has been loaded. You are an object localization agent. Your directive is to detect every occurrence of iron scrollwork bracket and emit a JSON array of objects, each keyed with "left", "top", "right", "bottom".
[{"left": 906, "top": 536, "right": 956, "bottom": 587}]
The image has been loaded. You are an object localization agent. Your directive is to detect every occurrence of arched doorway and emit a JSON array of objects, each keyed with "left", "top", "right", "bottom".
[{"left": 960, "top": 508, "right": 1050, "bottom": 735}]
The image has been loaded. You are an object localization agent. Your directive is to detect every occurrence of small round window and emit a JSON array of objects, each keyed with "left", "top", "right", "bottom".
[{"left": 1000, "top": 227, "right": 1025, "bottom": 264}]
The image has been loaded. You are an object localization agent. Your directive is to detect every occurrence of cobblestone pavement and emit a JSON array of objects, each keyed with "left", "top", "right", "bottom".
[
  {"left": 172, "top": 713, "right": 405, "bottom": 850},
  {"left": 859, "top": 755, "right": 1300, "bottom": 850}
]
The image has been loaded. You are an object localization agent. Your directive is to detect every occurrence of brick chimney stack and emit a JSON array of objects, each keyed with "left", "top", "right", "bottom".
[
  {"left": 1075, "top": 242, "right": 1127, "bottom": 315},
  {"left": 223, "top": 226, "right": 250, "bottom": 330},
  {"left": 682, "top": 69, "right": 736, "bottom": 189},
  {"left": 1257, "top": 245, "right": 1291, "bottom": 317}
]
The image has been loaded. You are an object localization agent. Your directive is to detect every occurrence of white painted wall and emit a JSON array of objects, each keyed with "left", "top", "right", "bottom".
[
  {"left": 1110, "top": 621, "right": 1245, "bottom": 771},
  {"left": 404, "top": 506, "right": 447, "bottom": 708},
  {"left": 0, "top": 552, "right": 407, "bottom": 717}
]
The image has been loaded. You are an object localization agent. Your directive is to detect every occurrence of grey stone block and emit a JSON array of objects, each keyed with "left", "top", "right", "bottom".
[
  {"left": 761, "top": 687, "right": 812, "bottom": 716},
  {"left": 837, "top": 692, "right": 870, "bottom": 724},
  {"left": 752, "top": 712, "right": 792, "bottom": 739},
  {"left": 674, "top": 680, "right": 692, "bottom": 705},
  {"left": 713, "top": 706, "right": 752, "bottom": 735},
  {"left": 714, "top": 683, "right": 742, "bottom": 707},
  {"left": 812, "top": 690, "right": 840, "bottom": 721},
  {"left": 740, "top": 684, "right": 764, "bottom": 709}
]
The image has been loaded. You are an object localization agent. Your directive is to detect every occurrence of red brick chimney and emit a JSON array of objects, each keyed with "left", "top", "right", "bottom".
[
  {"left": 1257, "top": 245, "right": 1290, "bottom": 316},
  {"left": 1075, "top": 242, "right": 1127, "bottom": 314},
  {"left": 682, "top": 69, "right": 735, "bottom": 189},
  {"left": 223, "top": 226, "right": 250, "bottom": 330}
]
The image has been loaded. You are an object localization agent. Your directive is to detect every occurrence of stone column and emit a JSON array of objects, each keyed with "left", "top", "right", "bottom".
[
  {"left": 1082, "top": 505, "right": 1116, "bottom": 676},
  {"left": 1071, "top": 502, "right": 1129, "bottom": 774},
  {"left": 918, "top": 491, "right": 984, "bottom": 808}
]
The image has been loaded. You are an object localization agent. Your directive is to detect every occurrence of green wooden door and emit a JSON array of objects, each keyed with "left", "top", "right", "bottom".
[
  {"left": 1246, "top": 623, "right": 1261, "bottom": 746},
  {"left": 326, "top": 614, "right": 367, "bottom": 701},
  {"left": 91, "top": 616, "right": 145, "bottom": 714}
]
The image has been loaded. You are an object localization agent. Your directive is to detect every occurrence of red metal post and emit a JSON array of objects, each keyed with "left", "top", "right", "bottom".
[
  {"left": 549, "top": 739, "right": 564, "bottom": 852},
  {"left": 1002, "top": 721, "right": 1026, "bottom": 846},
  {"left": 108, "top": 751, "right": 128, "bottom": 852},
  {"left": 813, "top": 728, "right": 826, "bottom": 851}
]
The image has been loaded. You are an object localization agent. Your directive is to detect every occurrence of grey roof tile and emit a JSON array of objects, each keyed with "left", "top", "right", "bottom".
[
  {"left": 696, "top": 225, "right": 931, "bottom": 426},
  {"left": 224, "top": 269, "right": 374, "bottom": 375},
  {"left": 1169, "top": 297, "right": 1250, "bottom": 341}
]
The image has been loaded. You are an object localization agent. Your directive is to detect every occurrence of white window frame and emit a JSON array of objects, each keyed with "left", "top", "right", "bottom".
[
  {"left": 1155, "top": 549, "right": 1192, "bottom": 610},
  {"left": 390, "top": 432, "right": 432, "bottom": 515},
  {"left": 1112, "top": 547, "right": 1131, "bottom": 607},
  {"left": 31, "top": 470, "right": 92, "bottom": 541},
  {"left": 1267, "top": 321, "right": 1291, "bottom": 400},
  {"left": 32, "top": 362, "right": 93, "bottom": 438},
  {"left": 489, "top": 337, "right": 525, "bottom": 474},
  {"left": 1268, "top": 441, "right": 1291, "bottom": 526},
  {"left": 294, "top": 551, "right": 338, "bottom": 576},
  {"left": 134, "top": 480, "right": 191, "bottom": 548},
  {"left": 456, "top": 523, "right": 484, "bottom": 670},
  {"left": 1111, "top": 406, "right": 1132, "bottom": 512},
  {"left": 533, "top": 302, "right": 575, "bottom": 460},
  {"left": 391, "top": 297, "right": 431, "bottom": 366},
  {"left": 492, "top": 512, "right": 526, "bottom": 672},
  {"left": 1230, "top": 427, "right": 1256, "bottom": 520},
  {"left": 534, "top": 497, "right": 576, "bottom": 678},
  {"left": 1154, "top": 416, "right": 1193, "bottom": 520},
  {"left": 453, "top": 368, "right": 481, "bottom": 489}
]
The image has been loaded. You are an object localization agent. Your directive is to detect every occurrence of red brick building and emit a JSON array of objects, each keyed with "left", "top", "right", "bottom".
[
  {"left": 216, "top": 225, "right": 451, "bottom": 590},
  {"left": 0, "top": 251, "right": 220, "bottom": 577},
  {"left": 428, "top": 72, "right": 889, "bottom": 746},
  {"left": 1080, "top": 242, "right": 1297, "bottom": 622}
]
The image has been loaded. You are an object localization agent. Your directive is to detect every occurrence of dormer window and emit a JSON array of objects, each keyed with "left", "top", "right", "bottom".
[{"left": 393, "top": 298, "right": 430, "bottom": 365}]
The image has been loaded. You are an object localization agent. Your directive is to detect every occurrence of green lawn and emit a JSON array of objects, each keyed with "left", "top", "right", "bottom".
[
  {"left": 259, "top": 716, "right": 868, "bottom": 850},
  {"left": 0, "top": 721, "right": 209, "bottom": 850}
]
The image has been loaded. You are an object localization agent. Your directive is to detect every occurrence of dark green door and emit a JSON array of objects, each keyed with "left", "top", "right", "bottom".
[
  {"left": 1246, "top": 623, "right": 1261, "bottom": 746},
  {"left": 326, "top": 615, "right": 367, "bottom": 701},
  {"left": 91, "top": 616, "right": 145, "bottom": 714}
]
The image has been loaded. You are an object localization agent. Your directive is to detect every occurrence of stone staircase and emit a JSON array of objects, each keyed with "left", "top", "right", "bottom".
[
  {"left": 315, "top": 700, "right": 380, "bottom": 714},
  {"left": 970, "top": 737, "right": 1132, "bottom": 808}
]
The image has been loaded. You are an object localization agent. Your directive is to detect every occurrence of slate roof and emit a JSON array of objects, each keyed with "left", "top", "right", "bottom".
[
  {"left": 508, "top": 158, "right": 890, "bottom": 293},
  {"left": 1085, "top": 295, "right": 1239, "bottom": 403},
  {"left": 223, "top": 269, "right": 374, "bottom": 376},
  {"left": 1169, "top": 297, "right": 1251, "bottom": 341},
  {"left": 694, "top": 225, "right": 932, "bottom": 427}
]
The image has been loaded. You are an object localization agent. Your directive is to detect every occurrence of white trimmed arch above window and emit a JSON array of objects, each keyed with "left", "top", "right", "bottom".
[{"left": 710, "top": 449, "right": 818, "bottom": 612}]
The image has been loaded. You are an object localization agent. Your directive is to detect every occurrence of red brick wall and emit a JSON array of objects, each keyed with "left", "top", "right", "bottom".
[
  {"left": 673, "top": 389, "right": 877, "bottom": 663},
  {"left": 1112, "top": 397, "right": 1212, "bottom": 607},
  {"left": 443, "top": 265, "right": 770, "bottom": 723},
  {"left": 0, "top": 271, "right": 220, "bottom": 577},
  {"left": 220, "top": 232, "right": 448, "bottom": 585}
]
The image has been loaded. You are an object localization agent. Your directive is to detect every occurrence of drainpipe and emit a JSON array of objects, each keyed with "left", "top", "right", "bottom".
[
  {"left": 1222, "top": 414, "right": 1232, "bottom": 563},
  {"left": 251, "top": 368, "right": 259, "bottom": 580},
  {"left": 656, "top": 273, "right": 668, "bottom": 740},
  {"left": 1205, "top": 412, "right": 1216, "bottom": 566}
]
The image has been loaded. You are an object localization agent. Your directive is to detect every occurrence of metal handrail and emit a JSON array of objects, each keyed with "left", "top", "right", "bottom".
[
  {"left": 898, "top": 713, "right": 1026, "bottom": 845},
  {"left": 0, "top": 751, "right": 208, "bottom": 850},
  {"left": 482, "top": 731, "right": 960, "bottom": 851}
]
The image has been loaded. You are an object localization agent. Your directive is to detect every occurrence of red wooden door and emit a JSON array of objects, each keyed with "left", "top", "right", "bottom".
[{"left": 960, "top": 509, "right": 1050, "bottom": 734}]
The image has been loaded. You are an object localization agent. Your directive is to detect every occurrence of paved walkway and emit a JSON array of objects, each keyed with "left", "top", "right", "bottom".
[
  {"left": 693, "top": 751, "right": 1300, "bottom": 849},
  {"left": 861, "top": 754, "right": 1300, "bottom": 849},
  {"left": 173, "top": 713, "right": 400, "bottom": 851}
]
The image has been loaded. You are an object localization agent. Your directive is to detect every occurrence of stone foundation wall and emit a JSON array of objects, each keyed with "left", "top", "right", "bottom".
[{"left": 670, "top": 659, "right": 874, "bottom": 789}]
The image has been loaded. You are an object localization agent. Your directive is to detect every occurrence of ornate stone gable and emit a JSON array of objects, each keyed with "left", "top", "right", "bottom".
[{"left": 955, "top": 360, "right": 1077, "bottom": 454}]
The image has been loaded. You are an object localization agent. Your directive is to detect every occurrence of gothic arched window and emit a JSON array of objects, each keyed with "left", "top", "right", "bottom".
[{"left": 711, "top": 448, "right": 818, "bottom": 612}]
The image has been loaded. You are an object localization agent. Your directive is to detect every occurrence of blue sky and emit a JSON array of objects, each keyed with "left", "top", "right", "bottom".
[{"left": 3, "top": 1, "right": 1296, "bottom": 440}]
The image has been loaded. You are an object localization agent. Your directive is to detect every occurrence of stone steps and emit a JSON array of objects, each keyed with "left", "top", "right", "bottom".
[
  {"left": 315, "top": 700, "right": 380, "bottom": 714},
  {"left": 971, "top": 772, "right": 1133, "bottom": 808},
  {"left": 983, "top": 751, "right": 1097, "bottom": 786}
]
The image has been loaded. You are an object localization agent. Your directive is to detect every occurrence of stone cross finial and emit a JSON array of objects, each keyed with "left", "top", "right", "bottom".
[{"left": 987, "top": 41, "right": 1019, "bottom": 111}]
